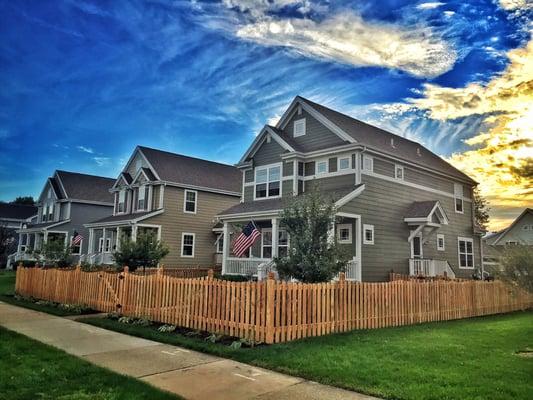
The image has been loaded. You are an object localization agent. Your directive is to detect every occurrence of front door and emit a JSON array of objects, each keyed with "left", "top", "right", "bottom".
[{"left": 411, "top": 235, "right": 423, "bottom": 259}]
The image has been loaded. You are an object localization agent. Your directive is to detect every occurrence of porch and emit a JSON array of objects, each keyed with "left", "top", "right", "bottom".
[
  {"left": 220, "top": 212, "right": 361, "bottom": 281},
  {"left": 86, "top": 223, "right": 160, "bottom": 265},
  {"left": 8, "top": 226, "right": 71, "bottom": 267},
  {"left": 409, "top": 258, "right": 455, "bottom": 278}
]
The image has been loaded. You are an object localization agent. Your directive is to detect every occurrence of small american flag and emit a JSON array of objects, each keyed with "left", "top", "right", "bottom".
[
  {"left": 72, "top": 232, "right": 83, "bottom": 245},
  {"left": 232, "top": 221, "right": 260, "bottom": 257}
]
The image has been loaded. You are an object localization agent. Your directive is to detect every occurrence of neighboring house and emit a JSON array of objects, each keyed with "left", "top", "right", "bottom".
[
  {"left": 483, "top": 208, "right": 533, "bottom": 269},
  {"left": 217, "top": 96, "right": 482, "bottom": 281},
  {"left": 1, "top": 203, "right": 37, "bottom": 268},
  {"left": 85, "top": 146, "right": 241, "bottom": 267},
  {"left": 13, "top": 170, "right": 115, "bottom": 266}
]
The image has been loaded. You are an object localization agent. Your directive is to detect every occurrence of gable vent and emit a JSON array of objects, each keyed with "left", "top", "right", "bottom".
[
  {"left": 390, "top": 138, "right": 395, "bottom": 148},
  {"left": 416, "top": 148, "right": 421, "bottom": 156}
]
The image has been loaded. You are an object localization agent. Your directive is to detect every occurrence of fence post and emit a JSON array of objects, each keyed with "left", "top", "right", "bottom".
[
  {"left": 208, "top": 269, "right": 214, "bottom": 280},
  {"left": 265, "top": 272, "right": 276, "bottom": 344}
]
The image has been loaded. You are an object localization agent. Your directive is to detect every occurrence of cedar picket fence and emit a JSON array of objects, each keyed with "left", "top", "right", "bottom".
[{"left": 15, "top": 266, "right": 532, "bottom": 344}]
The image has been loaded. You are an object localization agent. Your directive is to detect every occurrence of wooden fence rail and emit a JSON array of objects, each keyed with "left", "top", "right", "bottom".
[{"left": 15, "top": 267, "right": 532, "bottom": 344}]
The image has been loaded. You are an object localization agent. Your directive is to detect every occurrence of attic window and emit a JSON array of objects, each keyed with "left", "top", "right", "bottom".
[{"left": 293, "top": 119, "right": 306, "bottom": 137}]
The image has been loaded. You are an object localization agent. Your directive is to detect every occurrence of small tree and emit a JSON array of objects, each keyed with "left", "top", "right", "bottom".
[
  {"left": 274, "top": 187, "right": 349, "bottom": 283},
  {"left": 113, "top": 232, "right": 169, "bottom": 272},
  {"left": 12, "top": 196, "right": 35, "bottom": 206},
  {"left": 473, "top": 187, "right": 490, "bottom": 231},
  {"left": 36, "top": 239, "right": 72, "bottom": 268},
  {"left": 496, "top": 245, "right": 533, "bottom": 293},
  {"left": 0, "top": 223, "right": 17, "bottom": 268}
]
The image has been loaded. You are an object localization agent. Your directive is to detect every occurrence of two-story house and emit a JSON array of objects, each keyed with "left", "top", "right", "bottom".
[
  {"left": 85, "top": 146, "right": 241, "bottom": 266},
  {"left": 1, "top": 203, "right": 37, "bottom": 268},
  {"left": 15, "top": 170, "right": 115, "bottom": 264},
  {"left": 217, "top": 96, "right": 483, "bottom": 281}
]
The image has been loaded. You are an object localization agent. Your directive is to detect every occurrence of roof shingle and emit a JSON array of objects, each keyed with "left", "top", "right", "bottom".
[
  {"left": 56, "top": 171, "right": 115, "bottom": 203},
  {"left": 0, "top": 203, "right": 37, "bottom": 220}
]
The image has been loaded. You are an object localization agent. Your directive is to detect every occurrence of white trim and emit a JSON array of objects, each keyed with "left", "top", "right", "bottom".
[
  {"left": 130, "top": 147, "right": 162, "bottom": 181},
  {"left": 338, "top": 156, "right": 351, "bottom": 171},
  {"left": 362, "top": 154, "right": 373, "bottom": 172},
  {"left": 111, "top": 173, "right": 132, "bottom": 190},
  {"left": 410, "top": 231, "right": 423, "bottom": 258},
  {"left": 181, "top": 232, "right": 195, "bottom": 258},
  {"left": 336, "top": 223, "right": 352, "bottom": 244},
  {"left": 395, "top": 164, "right": 404, "bottom": 180},
  {"left": 437, "top": 234, "right": 445, "bottom": 251},
  {"left": 137, "top": 223, "right": 162, "bottom": 241},
  {"left": 363, "top": 224, "right": 374, "bottom": 245},
  {"left": 183, "top": 189, "right": 198, "bottom": 214},
  {"left": 454, "top": 183, "right": 464, "bottom": 214},
  {"left": 493, "top": 209, "right": 533, "bottom": 245},
  {"left": 363, "top": 170, "right": 472, "bottom": 202},
  {"left": 315, "top": 158, "right": 329, "bottom": 175},
  {"left": 457, "top": 236, "right": 474, "bottom": 269},
  {"left": 159, "top": 181, "right": 240, "bottom": 197},
  {"left": 238, "top": 126, "right": 295, "bottom": 164},
  {"left": 293, "top": 118, "right": 306, "bottom": 137},
  {"left": 335, "top": 184, "right": 365, "bottom": 208},
  {"left": 53, "top": 172, "right": 69, "bottom": 198},
  {"left": 303, "top": 168, "right": 355, "bottom": 181},
  {"left": 217, "top": 210, "right": 282, "bottom": 221},
  {"left": 253, "top": 162, "right": 282, "bottom": 201},
  {"left": 84, "top": 209, "right": 164, "bottom": 228}
]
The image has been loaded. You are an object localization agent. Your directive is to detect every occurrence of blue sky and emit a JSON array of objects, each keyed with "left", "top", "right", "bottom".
[{"left": 0, "top": 0, "right": 531, "bottom": 229}]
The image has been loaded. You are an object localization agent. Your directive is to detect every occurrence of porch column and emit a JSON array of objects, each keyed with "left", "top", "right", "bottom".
[
  {"left": 116, "top": 227, "right": 121, "bottom": 251},
  {"left": 88, "top": 229, "right": 94, "bottom": 254},
  {"left": 271, "top": 217, "right": 279, "bottom": 258},
  {"left": 43, "top": 231, "right": 48, "bottom": 244},
  {"left": 102, "top": 228, "right": 107, "bottom": 251},
  {"left": 16, "top": 232, "right": 23, "bottom": 254},
  {"left": 222, "top": 221, "right": 229, "bottom": 274},
  {"left": 132, "top": 225, "right": 137, "bottom": 242}
]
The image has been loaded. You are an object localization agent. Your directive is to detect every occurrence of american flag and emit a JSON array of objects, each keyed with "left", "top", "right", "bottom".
[
  {"left": 232, "top": 221, "right": 260, "bottom": 257},
  {"left": 71, "top": 232, "right": 83, "bottom": 245}
]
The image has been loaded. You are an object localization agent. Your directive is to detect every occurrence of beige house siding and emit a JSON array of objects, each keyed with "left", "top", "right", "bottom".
[{"left": 143, "top": 186, "right": 240, "bottom": 267}]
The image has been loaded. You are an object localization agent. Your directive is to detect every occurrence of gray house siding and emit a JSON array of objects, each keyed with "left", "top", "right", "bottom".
[
  {"left": 306, "top": 174, "right": 356, "bottom": 192},
  {"left": 282, "top": 180, "right": 293, "bottom": 197},
  {"left": 282, "top": 108, "right": 346, "bottom": 152},
  {"left": 252, "top": 139, "right": 284, "bottom": 166},
  {"left": 340, "top": 174, "right": 480, "bottom": 281},
  {"left": 243, "top": 186, "right": 254, "bottom": 202}
]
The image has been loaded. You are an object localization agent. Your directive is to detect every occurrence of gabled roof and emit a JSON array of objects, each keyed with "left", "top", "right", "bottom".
[
  {"left": 275, "top": 96, "right": 476, "bottom": 185},
  {"left": 138, "top": 146, "right": 241, "bottom": 194},
  {"left": 0, "top": 203, "right": 37, "bottom": 220},
  {"left": 238, "top": 125, "right": 300, "bottom": 164},
  {"left": 55, "top": 170, "right": 115, "bottom": 203},
  {"left": 404, "top": 200, "right": 449, "bottom": 225},
  {"left": 493, "top": 208, "right": 533, "bottom": 245}
]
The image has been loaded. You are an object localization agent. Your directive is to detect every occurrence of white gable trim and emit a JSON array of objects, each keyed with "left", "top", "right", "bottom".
[
  {"left": 238, "top": 125, "right": 295, "bottom": 164},
  {"left": 403, "top": 201, "right": 449, "bottom": 226},
  {"left": 276, "top": 97, "right": 356, "bottom": 144},
  {"left": 54, "top": 172, "right": 69, "bottom": 198},
  {"left": 131, "top": 167, "right": 152, "bottom": 185},
  {"left": 335, "top": 184, "right": 365, "bottom": 208},
  {"left": 111, "top": 173, "right": 132, "bottom": 190},
  {"left": 121, "top": 146, "right": 161, "bottom": 182},
  {"left": 493, "top": 208, "right": 533, "bottom": 245},
  {"left": 37, "top": 178, "right": 60, "bottom": 203}
]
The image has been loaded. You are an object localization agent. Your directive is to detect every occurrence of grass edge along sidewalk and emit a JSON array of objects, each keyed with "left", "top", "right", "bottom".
[
  {"left": 0, "top": 326, "right": 182, "bottom": 400},
  {"left": 82, "top": 311, "right": 533, "bottom": 400},
  {"left": 15, "top": 266, "right": 533, "bottom": 344}
]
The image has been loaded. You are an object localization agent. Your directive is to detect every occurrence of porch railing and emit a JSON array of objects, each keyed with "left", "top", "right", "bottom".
[
  {"left": 225, "top": 257, "right": 270, "bottom": 276},
  {"left": 88, "top": 252, "right": 114, "bottom": 265},
  {"left": 409, "top": 258, "right": 455, "bottom": 278}
]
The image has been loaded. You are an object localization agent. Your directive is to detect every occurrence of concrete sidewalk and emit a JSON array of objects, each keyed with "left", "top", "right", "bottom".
[{"left": 0, "top": 302, "right": 378, "bottom": 400}]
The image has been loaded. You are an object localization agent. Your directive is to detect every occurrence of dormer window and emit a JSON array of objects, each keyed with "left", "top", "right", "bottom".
[
  {"left": 255, "top": 164, "right": 281, "bottom": 199},
  {"left": 137, "top": 185, "right": 148, "bottom": 211},
  {"left": 118, "top": 190, "right": 126, "bottom": 213},
  {"left": 293, "top": 119, "right": 306, "bottom": 137},
  {"left": 48, "top": 203, "right": 54, "bottom": 221},
  {"left": 42, "top": 204, "right": 48, "bottom": 222}
]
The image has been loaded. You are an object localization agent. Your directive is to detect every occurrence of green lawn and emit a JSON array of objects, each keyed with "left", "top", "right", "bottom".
[
  {"left": 83, "top": 312, "right": 533, "bottom": 400},
  {"left": 0, "top": 327, "right": 181, "bottom": 400},
  {"left": 0, "top": 270, "right": 16, "bottom": 295}
]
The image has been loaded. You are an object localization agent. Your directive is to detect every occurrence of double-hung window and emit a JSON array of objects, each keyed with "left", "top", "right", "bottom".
[
  {"left": 363, "top": 224, "right": 374, "bottom": 245},
  {"left": 261, "top": 229, "right": 289, "bottom": 258},
  {"left": 255, "top": 165, "right": 280, "bottom": 199},
  {"left": 42, "top": 205, "right": 48, "bottom": 222},
  {"left": 137, "top": 185, "right": 149, "bottom": 211},
  {"left": 454, "top": 184, "right": 464, "bottom": 213},
  {"left": 118, "top": 190, "right": 126, "bottom": 213},
  {"left": 458, "top": 237, "right": 473, "bottom": 269},
  {"left": 181, "top": 233, "right": 195, "bottom": 257},
  {"left": 71, "top": 237, "right": 82, "bottom": 255},
  {"left": 337, "top": 224, "right": 352, "bottom": 244},
  {"left": 184, "top": 190, "right": 197, "bottom": 213}
]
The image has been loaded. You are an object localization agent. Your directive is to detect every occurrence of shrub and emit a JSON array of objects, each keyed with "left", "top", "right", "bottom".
[
  {"left": 113, "top": 232, "right": 169, "bottom": 272},
  {"left": 496, "top": 245, "right": 533, "bottom": 293}
]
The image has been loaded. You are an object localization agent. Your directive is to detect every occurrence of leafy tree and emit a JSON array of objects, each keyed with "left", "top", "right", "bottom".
[
  {"left": 35, "top": 239, "right": 72, "bottom": 268},
  {"left": 113, "top": 232, "right": 169, "bottom": 272},
  {"left": 473, "top": 188, "right": 490, "bottom": 231},
  {"left": 495, "top": 245, "right": 533, "bottom": 293},
  {"left": 274, "top": 187, "right": 349, "bottom": 283},
  {"left": 0, "top": 223, "right": 17, "bottom": 268},
  {"left": 12, "top": 196, "right": 35, "bottom": 206}
]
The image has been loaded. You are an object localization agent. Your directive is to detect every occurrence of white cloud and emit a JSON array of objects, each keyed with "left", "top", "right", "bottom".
[
  {"left": 76, "top": 145, "right": 94, "bottom": 154},
  {"left": 93, "top": 157, "right": 110, "bottom": 166},
  {"left": 443, "top": 10, "right": 455, "bottom": 17},
  {"left": 416, "top": 2, "right": 445, "bottom": 10},
  {"left": 499, "top": 0, "right": 533, "bottom": 11},
  {"left": 222, "top": 0, "right": 318, "bottom": 17},
  {"left": 235, "top": 13, "right": 457, "bottom": 77}
]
